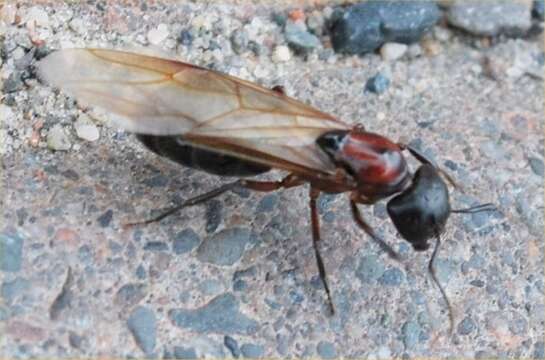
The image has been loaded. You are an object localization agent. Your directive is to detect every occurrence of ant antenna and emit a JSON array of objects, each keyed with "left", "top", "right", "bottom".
[{"left": 452, "top": 203, "right": 496, "bottom": 214}]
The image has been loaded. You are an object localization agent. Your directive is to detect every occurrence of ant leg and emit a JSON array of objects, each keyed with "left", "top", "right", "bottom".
[
  {"left": 398, "top": 142, "right": 458, "bottom": 189},
  {"left": 125, "top": 180, "right": 243, "bottom": 227},
  {"left": 309, "top": 187, "right": 335, "bottom": 315},
  {"left": 125, "top": 174, "right": 304, "bottom": 227},
  {"left": 350, "top": 200, "right": 400, "bottom": 261}
]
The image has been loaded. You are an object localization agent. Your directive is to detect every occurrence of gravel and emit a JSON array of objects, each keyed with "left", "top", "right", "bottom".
[
  {"left": 330, "top": 1, "right": 440, "bottom": 54},
  {"left": 0, "top": 231, "right": 24, "bottom": 272},
  {"left": 196, "top": 228, "right": 252, "bottom": 266},
  {"left": 169, "top": 293, "right": 258, "bottom": 335},
  {"left": 1, "top": 1, "right": 543, "bottom": 358},
  {"left": 127, "top": 306, "right": 157, "bottom": 355},
  {"left": 446, "top": 1, "right": 532, "bottom": 36}
]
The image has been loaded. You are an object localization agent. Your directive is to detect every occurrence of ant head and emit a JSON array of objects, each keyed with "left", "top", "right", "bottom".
[{"left": 386, "top": 164, "right": 450, "bottom": 251}]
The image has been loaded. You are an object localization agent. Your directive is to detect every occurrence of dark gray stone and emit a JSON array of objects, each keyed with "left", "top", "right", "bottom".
[
  {"left": 256, "top": 194, "right": 278, "bottom": 213},
  {"left": 534, "top": 340, "right": 544, "bottom": 359},
  {"left": 447, "top": 2, "right": 532, "bottom": 36},
  {"left": 205, "top": 200, "right": 223, "bottom": 234},
  {"left": 115, "top": 283, "right": 146, "bottom": 307},
  {"left": 143, "top": 241, "right": 169, "bottom": 251},
  {"left": 96, "top": 209, "right": 113, "bottom": 228},
  {"left": 330, "top": 1, "right": 440, "bottom": 54},
  {"left": 240, "top": 343, "right": 264, "bottom": 359},
  {"left": 402, "top": 320, "right": 420, "bottom": 349},
  {"left": 534, "top": 0, "right": 545, "bottom": 20},
  {"left": 3, "top": 72, "right": 24, "bottom": 93},
  {"left": 317, "top": 341, "right": 336, "bottom": 359},
  {"left": 378, "top": 267, "right": 404, "bottom": 286},
  {"left": 528, "top": 156, "right": 544, "bottom": 177},
  {"left": 285, "top": 23, "right": 321, "bottom": 54},
  {"left": 173, "top": 346, "right": 197, "bottom": 359},
  {"left": 224, "top": 335, "right": 240, "bottom": 358},
  {"left": 365, "top": 73, "right": 390, "bottom": 94},
  {"left": 173, "top": 228, "right": 200, "bottom": 255},
  {"left": 196, "top": 228, "right": 251, "bottom": 266},
  {"left": 231, "top": 30, "right": 249, "bottom": 55},
  {"left": 169, "top": 293, "right": 258, "bottom": 335},
  {"left": 143, "top": 174, "right": 169, "bottom": 187},
  {"left": 355, "top": 255, "right": 385, "bottom": 283},
  {"left": 457, "top": 316, "right": 476, "bottom": 335},
  {"left": 178, "top": 29, "right": 193, "bottom": 46},
  {"left": 127, "top": 306, "right": 156, "bottom": 355},
  {"left": 1, "top": 277, "right": 30, "bottom": 303},
  {"left": 0, "top": 232, "right": 24, "bottom": 272}
]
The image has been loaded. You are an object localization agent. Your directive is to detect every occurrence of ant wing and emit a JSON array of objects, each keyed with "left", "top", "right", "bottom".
[{"left": 38, "top": 48, "right": 350, "bottom": 176}]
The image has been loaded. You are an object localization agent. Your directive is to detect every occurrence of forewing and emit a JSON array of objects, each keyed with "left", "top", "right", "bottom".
[{"left": 38, "top": 48, "right": 350, "bottom": 174}]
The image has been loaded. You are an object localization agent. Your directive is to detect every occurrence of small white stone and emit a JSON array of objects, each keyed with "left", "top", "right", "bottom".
[
  {"left": 0, "top": 3, "right": 17, "bottom": 25},
  {"left": 47, "top": 124, "right": 71, "bottom": 151},
  {"left": 24, "top": 7, "right": 49, "bottom": 29},
  {"left": 12, "top": 47, "right": 25, "bottom": 60},
  {"left": 376, "top": 112, "right": 386, "bottom": 121},
  {"left": 380, "top": 42, "right": 408, "bottom": 62},
  {"left": 69, "top": 18, "right": 86, "bottom": 35},
  {"left": 147, "top": 23, "right": 169, "bottom": 45},
  {"left": 74, "top": 114, "right": 100, "bottom": 142},
  {"left": 272, "top": 45, "right": 291, "bottom": 63}
]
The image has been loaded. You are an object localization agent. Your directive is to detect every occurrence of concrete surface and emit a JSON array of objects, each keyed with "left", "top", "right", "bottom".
[{"left": 1, "top": 1, "right": 544, "bottom": 358}]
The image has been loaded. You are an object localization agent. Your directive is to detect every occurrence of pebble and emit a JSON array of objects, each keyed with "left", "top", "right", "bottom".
[
  {"left": 240, "top": 343, "right": 264, "bottom": 358},
  {"left": 528, "top": 156, "right": 544, "bottom": 177},
  {"left": 534, "top": 341, "right": 545, "bottom": 359},
  {"left": 256, "top": 194, "right": 278, "bottom": 213},
  {"left": 47, "top": 124, "right": 71, "bottom": 151},
  {"left": 272, "top": 45, "right": 291, "bottom": 63},
  {"left": 147, "top": 23, "right": 169, "bottom": 45},
  {"left": 355, "top": 255, "right": 385, "bottom": 283},
  {"left": 96, "top": 209, "right": 113, "bottom": 228},
  {"left": 0, "top": 3, "right": 17, "bottom": 24},
  {"left": 3, "top": 72, "right": 24, "bottom": 93},
  {"left": 446, "top": 2, "right": 532, "bottom": 36},
  {"left": 306, "top": 11, "right": 325, "bottom": 35},
  {"left": 0, "top": 231, "right": 24, "bottom": 272},
  {"left": 143, "top": 241, "right": 169, "bottom": 251},
  {"left": 457, "top": 316, "right": 476, "bottom": 335},
  {"left": 127, "top": 306, "right": 156, "bottom": 355},
  {"left": 196, "top": 228, "right": 251, "bottom": 266},
  {"left": 178, "top": 29, "right": 193, "bottom": 46},
  {"left": 230, "top": 30, "right": 249, "bottom": 55},
  {"left": 173, "top": 346, "right": 197, "bottom": 359},
  {"left": 224, "top": 335, "right": 240, "bottom": 358},
  {"left": 330, "top": 1, "right": 440, "bottom": 54},
  {"left": 74, "top": 114, "right": 99, "bottom": 142},
  {"left": 68, "top": 18, "right": 86, "bottom": 35},
  {"left": 1, "top": 277, "right": 30, "bottom": 304},
  {"left": 401, "top": 320, "right": 421, "bottom": 349},
  {"left": 534, "top": 0, "right": 545, "bottom": 20},
  {"left": 169, "top": 293, "right": 258, "bottom": 335},
  {"left": 205, "top": 200, "right": 222, "bottom": 233},
  {"left": 365, "top": 73, "right": 390, "bottom": 94},
  {"left": 172, "top": 228, "right": 200, "bottom": 255},
  {"left": 23, "top": 7, "right": 49, "bottom": 28},
  {"left": 378, "top": 267, "right": 404, "bottom": 286},
  {"left": 380, "top": 42, "right": 407, "bottom": 61},
  {"left": 316, "top": 341, "right": 336, "bottom": 359},
  {"left": 284, "top": 23, "right": 321, "bottom": 54}
]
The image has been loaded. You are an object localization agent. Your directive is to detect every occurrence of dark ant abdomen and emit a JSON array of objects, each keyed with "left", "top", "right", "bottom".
[{"left": 136, "top": 134, "right": 271, "bottom": 177}]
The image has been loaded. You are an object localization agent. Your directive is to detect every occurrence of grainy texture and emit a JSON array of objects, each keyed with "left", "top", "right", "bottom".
[{"left": 1, "top": 1, "right": 543, "bottom": 358}]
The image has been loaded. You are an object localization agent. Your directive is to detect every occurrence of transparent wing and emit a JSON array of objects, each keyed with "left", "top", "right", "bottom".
[{"left": 38, "top": 48, "right": 350, "bottom": 175}]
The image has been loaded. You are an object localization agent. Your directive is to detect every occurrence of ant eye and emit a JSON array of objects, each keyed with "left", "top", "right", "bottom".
[{"left": 387, "top": 165, "right": 450, "bottom": 249}]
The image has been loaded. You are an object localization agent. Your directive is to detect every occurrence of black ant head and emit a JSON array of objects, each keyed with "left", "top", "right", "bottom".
[{"left": 386, "top": 164, "right": 450, "bottom": 251}]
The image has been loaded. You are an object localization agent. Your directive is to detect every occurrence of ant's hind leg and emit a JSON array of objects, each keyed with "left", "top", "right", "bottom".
[{"left": 125, "top": 174, "right": 305, "bottom": 227}]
